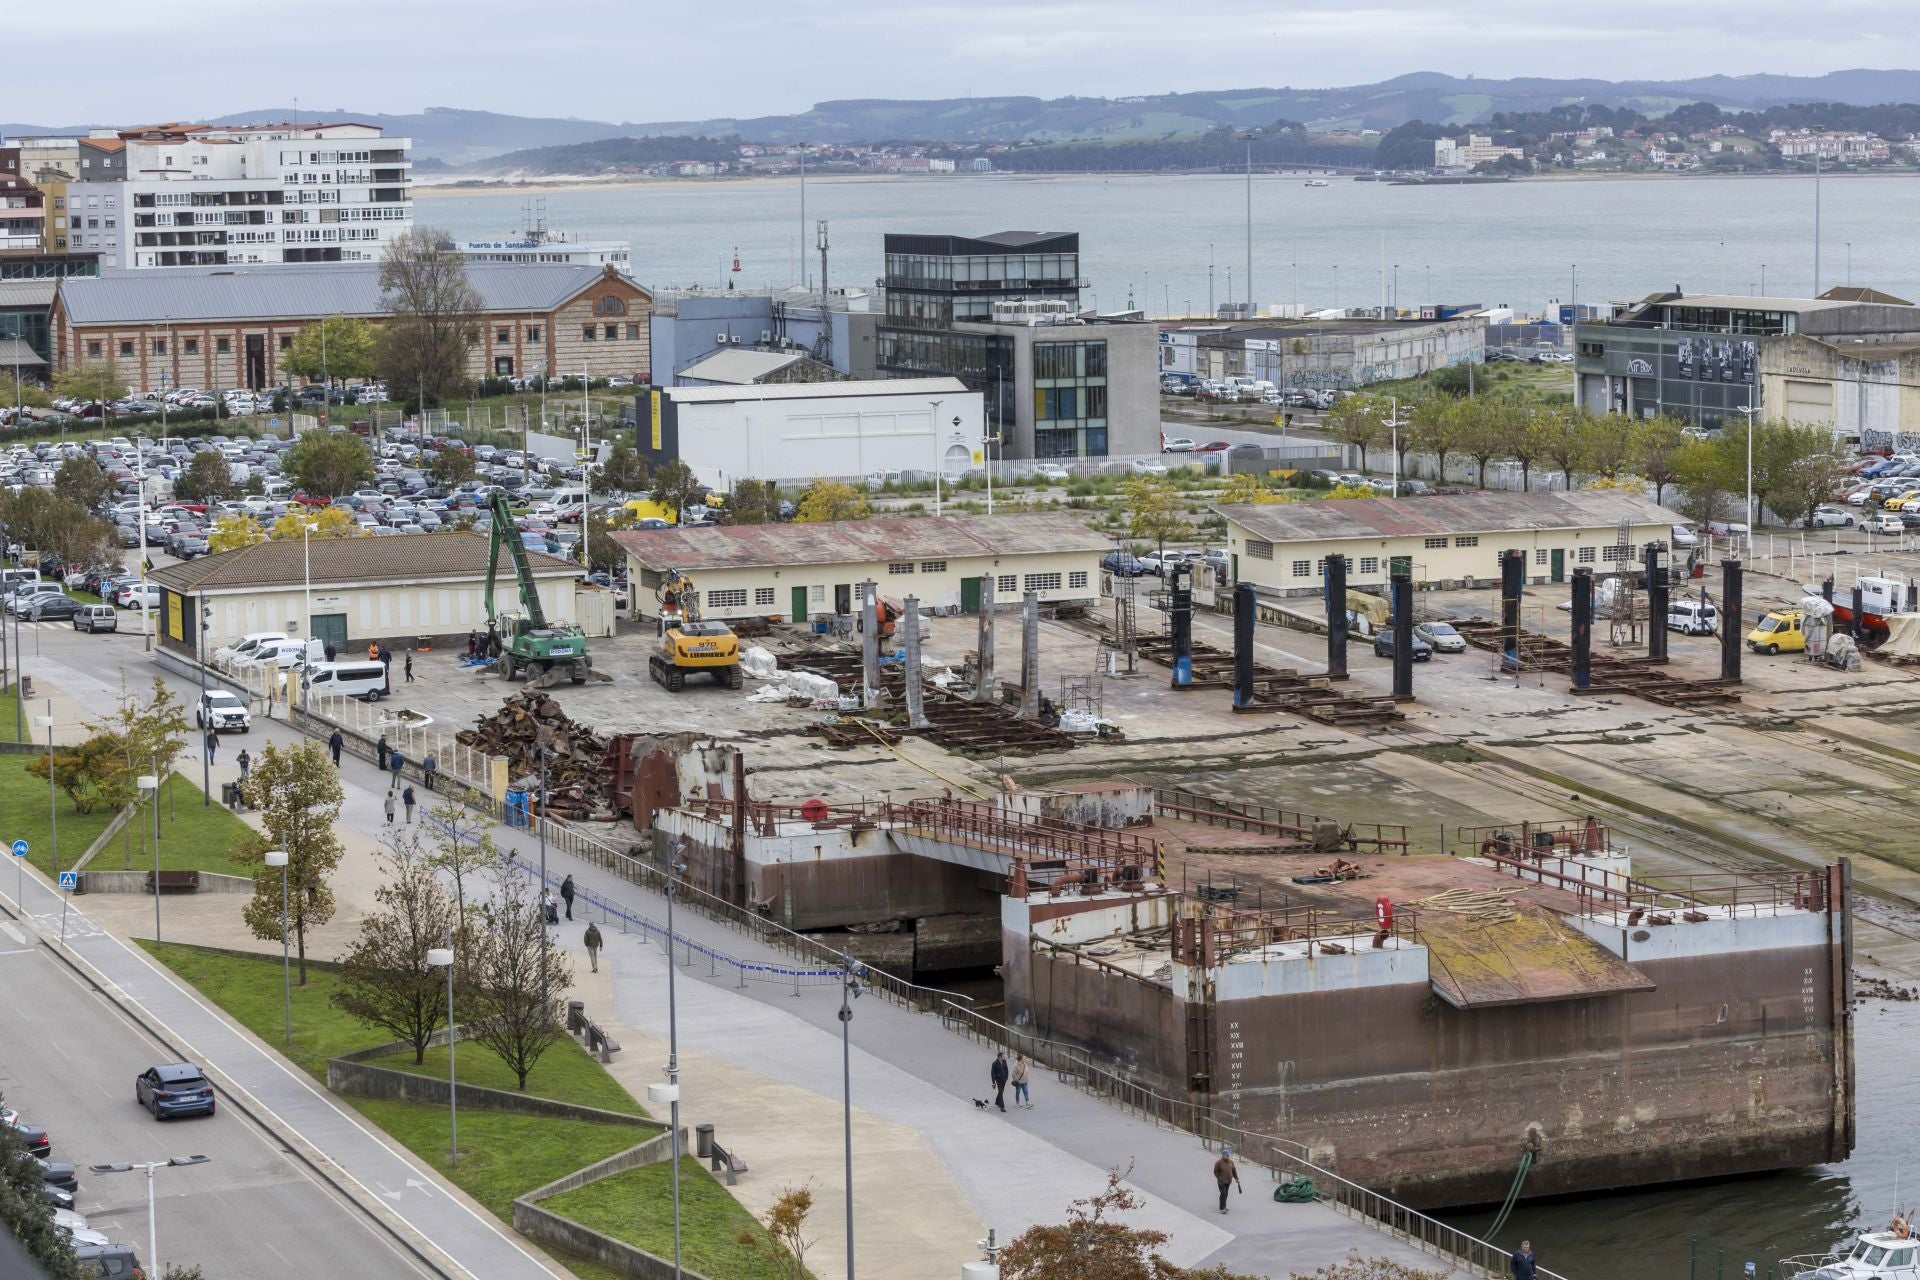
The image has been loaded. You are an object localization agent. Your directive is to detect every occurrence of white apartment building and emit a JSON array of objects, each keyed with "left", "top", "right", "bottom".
[
  {"left": 1432, "top": 134, "right": 1524, "bottom": 170},
  {"left": 64, "top": 122, "right": 412, "bottom": 269}
]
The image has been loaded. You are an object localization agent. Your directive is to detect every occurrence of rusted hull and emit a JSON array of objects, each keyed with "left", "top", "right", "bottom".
[{"left": 750, "top": 851, "right": 999, "bottom": 935}]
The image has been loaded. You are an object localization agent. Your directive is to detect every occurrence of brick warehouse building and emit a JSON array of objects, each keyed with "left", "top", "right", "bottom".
[{"left": 49, "top": 260, "right": 652, "bottom": 390}]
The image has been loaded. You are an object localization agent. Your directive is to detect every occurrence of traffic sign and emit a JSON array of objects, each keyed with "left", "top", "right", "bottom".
[
  {"left": 10, "top": 839, "right": 26, "bottom": 858},
  {"left": 58, "top": 872, "right": 76, "bottom": 890}
]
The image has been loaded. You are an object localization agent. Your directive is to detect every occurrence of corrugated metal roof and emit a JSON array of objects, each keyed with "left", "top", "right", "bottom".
[
  {"left": 149, "top": 530, "right": 580, "bottom": 594},
  {"left": 0, "top": 338, "right": 45, "bottom": 366},
  {"left": 0, "top": 280, "right": 57, "bottom": 309},
  {"left": 60, "top": 262, "right": 650, "bottom": 326},
  {"left": 678, "top": 349, "right": 805, "bottom": 384},
  {"left": 1218, "top": 491, "right": 1683, "bottom": 543},
  {"left": 664, "top": 377, "right": 967, "bottom": 405},
  {"left": 613, "top": 513, "right": 1108, "bottom": 572}
]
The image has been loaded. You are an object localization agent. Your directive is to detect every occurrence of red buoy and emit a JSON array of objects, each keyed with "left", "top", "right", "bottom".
[{"left": 800, "top": 796, "right": 829, "bottom": 823}]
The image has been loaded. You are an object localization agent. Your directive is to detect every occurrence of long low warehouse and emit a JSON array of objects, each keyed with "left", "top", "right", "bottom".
[
  {"left": 614, "top": 513, "right": 1108, "bottom": 623},
  {"left": 636, "top": 378, "right": 988, "bottom": 487}
]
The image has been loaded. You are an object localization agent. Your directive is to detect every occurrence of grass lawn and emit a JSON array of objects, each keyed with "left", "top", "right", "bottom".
[
  {"left": 365, "top": 1040, "right": 645, "bottom": 1115},
  {"left": 61, "top": 770, "right": 257, "bottom": 878},
  {"left": 0, "top": 754, "right": 122, "bottom": 874},
  {"left": 544, "top": 1157, "right": 807, "bottom": 1280},
  {"left": 0, "top": 687, "right": 25, "bottom": 741}
]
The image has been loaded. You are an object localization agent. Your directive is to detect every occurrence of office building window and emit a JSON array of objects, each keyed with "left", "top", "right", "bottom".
[
  {"left": 754, "top": 587, "right": 776, "bottom": 606},
  {"left": 997, "top": 574, "right": 1016, "bottom": 593},
  {"left": 119, "top": 340, "right": 133, "bottom": 357},
  {"left": 1024, "top": 572, "right": 1062, "bottom": 592},
  {"left": 888, "top": 562, "right": 915, "bottom": 575},
  {"left": 1359, "top": 557, "right": 1379, "bottom": 573},
  {"left": 1068, "top": 570, "right": 1088, "bottom": 589},
  {"left": 1291, "top": 560, "right": 1312, "bottom": 577},
  {"left": 1245, "top": 538, "right": 1273, "bottom": 560},
  {"left": 1424, "top": 537, "right": 1448, "bottom": 549},
  {"left": 626, "top": 323, "right": 640, "bottom": 340},
  {"left": 920, "top": 561, "right": 946, "bottom": 573},
  {"left": 707, "top": 588, "right": 748, "bottom": 609},
  {"left": 1032, "top": 339, "right": 1110, "bottom": 458}
]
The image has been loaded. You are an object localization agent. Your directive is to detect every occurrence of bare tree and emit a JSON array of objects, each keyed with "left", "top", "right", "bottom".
[
  {"left": 426, "top": 799, "right": 503, "bottom": 918},
  {"left": 466, "top": 860, "right": 572, "bottom": 1089},
  {"left": 330, "top": 828, "right": 461, "bottom": 1063},
  {"left": 233, "top": 741, "right": 344, "bottom": 985},
  {"left": 375, "top": 228, "right": 482, "bottom": 411}
]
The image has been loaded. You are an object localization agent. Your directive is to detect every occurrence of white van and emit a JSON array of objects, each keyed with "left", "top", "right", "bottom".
[
  {"left": 305, "top": 660, "right": 390, "bottom": 701},
  {"left": 549, "top": 487, "right": 590, "bottom": 513},
  {"left": 215, "top": 631, "right": 286, "bottom": 665},
  {"left": 1667, "top": 600, "right": 1718, "bottom": 636},
  {"left": 242, "top": 637, "right": 325, "bottom": 671}
]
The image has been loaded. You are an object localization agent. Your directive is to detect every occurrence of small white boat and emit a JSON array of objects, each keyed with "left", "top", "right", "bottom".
[
  {"left": 1783, "top": 1225, "right": 1920, "bottom": 1279},
  {"left": 1304, "top": 179, "right": 1330, "bottom": 188}
]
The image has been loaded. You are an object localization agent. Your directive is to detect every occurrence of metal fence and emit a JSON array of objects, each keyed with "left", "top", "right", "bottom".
[{"left": 296, "top": 688, "right": 497, "bottom": 793}]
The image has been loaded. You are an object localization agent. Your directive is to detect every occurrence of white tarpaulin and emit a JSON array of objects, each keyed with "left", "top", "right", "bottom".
[
  {"left": 741, "top": 646, "right": 780, "bottom": 680},
  {"left": 1882, "top": 613, "right": 1920, "bottom": 658}
]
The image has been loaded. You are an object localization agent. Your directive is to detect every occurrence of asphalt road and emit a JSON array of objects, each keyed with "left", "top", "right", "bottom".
[{"left": 0, "top": 928, "right": 433, "bottom": 1279}]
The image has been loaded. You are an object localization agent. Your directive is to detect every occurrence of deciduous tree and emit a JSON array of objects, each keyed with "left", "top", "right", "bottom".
[
  {"left": 1219, "top": 473, "right": 1285, "bottom": 504},
  {"left": 233, "top": 741, "right": 345, "bottom": 985},
  {"left": 208, "top": 513, "right": 269, "bottom": 554},
  {"left": 1406, "top": 397, "right": 1462, "bottom": 485},
  {"left": 331, "top": 829, "right": 461, "bottom": 1064},
  {"left": 794, "top": 478, "right": 869, "bottom": 523},
  {"left": 374, "top": 229, "right": 482, "bottom": 410},
  {"left": 652, "top": 459, "right": 712, "bottom": 523},
  {"left": 1324, "top": 394, "right": 1388, "bottom": 473},
  {"left": 0, "top": 372, "right": 51, "bottom": 410},
  {"left": 1580, "top": 412, "right": 1638, "bottom": 481},
  {"left": 596, "top": 441, "right": 649, "bottom": 494},
  {"left": 1454, "top": 400, "right": 1509, "bottom": 488},
  {"left": 998, "top": 1170, "right": 1262, "bottom": 1280},
  {"left": 739, "top": 1184, "right": 816, "bottom": 1280},
  {"left": 427, "top": 800, "right": 503, "bottom": 918},
  {"left": 1671, "top": 434, "right": 1744, "bottom": 527},
  {"left": 467, "top": 859, "right": 572, "bottom": 1090},
  {"left": 429, "top": 448, "right": 477, "bottom": 489},
  {"left": 1533, "top": 406, "right": 1587, "bottom": 490},
  {"left": 52, "top": 457, "right": 112, "bottom": 512},
  {"left": 1754, "top": 420, "right": 1847, "bottom": 529},
  {"left": 284, "top": 314, "right": 377, "bottom": 387},
  {"left": 1631, "top": 416, "right": 1688, "bottom": 506},
  {"left": 727, "top": 478, "right": 783, "bottom": 525},
  {"left": 1288, "top": 1255, "right": 1449, "bottom": 1280},
  {"left": 284, "top": 430, "right": 375, "bottom": 498},
  {"left": 1123, "top": 475, "right": 1185, "bottom": 558},
  {"left": 270, "top": 505, "right": 364, "bottom": 541},
  {"left": 52, "top": 360, "right": 127, "bottom": 404}
]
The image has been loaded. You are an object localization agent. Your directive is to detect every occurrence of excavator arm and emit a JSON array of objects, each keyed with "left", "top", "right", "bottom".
[{"left": 485, "top": 491, "right": 549, "bottom": 629}]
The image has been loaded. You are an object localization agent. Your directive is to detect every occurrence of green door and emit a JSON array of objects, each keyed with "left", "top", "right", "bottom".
[
  {"left": 961, "top": 576, "right": 982, "bottom": 613},
  {"left": 1388, "top": 555, "right": 1413, "bottom": 577},
  {"left": 1550, "top": 549, "right": 1565, "bottom": 583},
  {"left": 311, "top": 612, "right": 349, "bottom": 653},
  {"left": 790, "top": 586, "right": 808, "bottom": 623}
]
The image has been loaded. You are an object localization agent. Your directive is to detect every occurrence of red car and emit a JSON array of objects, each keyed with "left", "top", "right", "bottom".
[{"left": 1194, "top": 441, "right": 1232, "bottom": 453}]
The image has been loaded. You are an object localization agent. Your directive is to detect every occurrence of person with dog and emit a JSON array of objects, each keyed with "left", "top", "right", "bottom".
[
  {"left": 990, "top": 1051, "right": 1010, "bottom": 1112},
  {"left": 1011, "top": 1053, "right": 1032, "bottom": 1108},
  {"left": 1214, "top": 1148, "right": 1242, "bottom": 1213}
]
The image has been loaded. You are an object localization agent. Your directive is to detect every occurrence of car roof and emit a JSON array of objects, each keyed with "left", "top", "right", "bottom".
[
  {"left": 204, "top": 690, "right": 242, "bottom": 702},
  {"left": 153, "top": 1062, "right": 205, "bottom": 1080}
]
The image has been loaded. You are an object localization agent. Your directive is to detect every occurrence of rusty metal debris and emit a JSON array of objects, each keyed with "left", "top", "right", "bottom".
[
  {"left": 1447, "top": 617, "right": 1742, "bottom": 708},
  {"left": 455, "top": 690, "right": 613, "bottom": 817},
  {"left": 779, "top": 646, "right": 1076, "bottom": 755},
  {"left": 1123, "top": 631, "right": 1405, "bottom": 728}
]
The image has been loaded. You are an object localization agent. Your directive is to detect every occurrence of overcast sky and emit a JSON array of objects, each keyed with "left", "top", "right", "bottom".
[{"left": 9, "top": 0, "right": 1914, "bottom": 124}]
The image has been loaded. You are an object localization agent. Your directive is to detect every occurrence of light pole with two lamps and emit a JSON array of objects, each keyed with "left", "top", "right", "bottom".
[
  {"left": 138, "top": 772, "right": 159, "bottom": 941},
  {"left": 88, "top": 1155, "right": 210, "bottom": 1279},
  {"left": 838, "top": 954, "right": 865, "bottom": 1280}
]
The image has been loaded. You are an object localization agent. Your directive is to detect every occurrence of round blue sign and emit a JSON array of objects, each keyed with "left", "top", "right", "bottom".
[{"left": 10, "top": 839, "right": 27, "bottom": 857}]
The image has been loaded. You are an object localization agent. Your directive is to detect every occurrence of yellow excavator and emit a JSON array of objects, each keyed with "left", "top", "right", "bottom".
[{"left": 649, "top": 571, "right": 742, "bottom": 692}]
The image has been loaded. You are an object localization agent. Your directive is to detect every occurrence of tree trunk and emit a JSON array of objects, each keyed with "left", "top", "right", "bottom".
[
  {"left": 1436, "top": 449, "right": 1452, "bottom": 484},
  {"left": 296, "top": 927, "right": 308, "bottom": 986},
  {"left": 1563, "top": 466, "right": 1576, "bottom": 491},
  {"left": 1520, "top": 461, "right": 1532, "bottom": 491}
]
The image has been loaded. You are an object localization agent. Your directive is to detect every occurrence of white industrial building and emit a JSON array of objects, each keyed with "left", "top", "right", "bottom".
[
  {"left": 637, "top": 377, "right": 986, "bottom": 488},
  {"left": 613, "top": 513, "right": 1108, "bottom": 623},
  {"left": 66, "top": 121, "right": 412, "bottom": 269}
]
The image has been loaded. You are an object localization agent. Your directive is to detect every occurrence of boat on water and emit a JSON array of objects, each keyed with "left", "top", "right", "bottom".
[
  {"left": 1782, "top": 1224, "right": 1920, "bottom": 1278},
  {"left": 1304, "top": 179, "right": 1330, "bottom": 187}
]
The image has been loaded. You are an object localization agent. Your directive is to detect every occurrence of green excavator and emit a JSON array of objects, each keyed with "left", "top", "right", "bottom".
[{"left": 482, "top": 491, "right": 610, "bottom": 688}]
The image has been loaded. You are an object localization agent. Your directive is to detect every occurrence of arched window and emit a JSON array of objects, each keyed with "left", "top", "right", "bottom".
[{"left": 595, "top": 296, "right": 627, "bottom": 316}]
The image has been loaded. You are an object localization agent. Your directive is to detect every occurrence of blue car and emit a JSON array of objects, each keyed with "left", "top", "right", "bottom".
[{"left": 135, "top": 1063, "right": 216, "bottom": 1120}]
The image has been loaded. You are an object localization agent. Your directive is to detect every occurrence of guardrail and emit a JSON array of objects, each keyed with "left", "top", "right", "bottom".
[
  {"left": 1155, "top": 787, "right": 1410, "bottom": 852},
  {"left": 298, "top": 689, "right": 497, "bottom": 794}
]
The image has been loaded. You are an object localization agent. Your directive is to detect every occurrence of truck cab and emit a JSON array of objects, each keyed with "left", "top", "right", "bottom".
[{"left": 1747, "top": 609, "right": 1807, "bottom": 655}]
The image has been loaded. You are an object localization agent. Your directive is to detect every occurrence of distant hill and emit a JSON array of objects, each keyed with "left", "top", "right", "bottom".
[
  {"left": 13, "top": 69, "right": 1920, "bottom": 161},
  {"left": 461, "top": 134, "right": 739, "bottom": 176}
]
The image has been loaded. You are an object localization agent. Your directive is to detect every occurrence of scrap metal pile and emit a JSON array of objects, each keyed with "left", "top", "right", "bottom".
[{"left": 455, "top": 690, "right": 614, "bottom": 818}]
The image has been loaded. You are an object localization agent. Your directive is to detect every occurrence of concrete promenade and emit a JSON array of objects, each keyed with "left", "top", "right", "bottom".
[{"left": 21, "top": 640, "right": 1461, "bottom": 1280}]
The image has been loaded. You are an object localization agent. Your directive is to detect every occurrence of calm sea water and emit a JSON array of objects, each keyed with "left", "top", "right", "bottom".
[{"left": 417, "top": 171, "right": 1920, "bottom": 316}]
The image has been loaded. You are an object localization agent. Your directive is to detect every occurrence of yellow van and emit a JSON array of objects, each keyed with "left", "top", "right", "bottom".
[{"left": 1746, "top": 609, "right": 1807, "bottom": 655}]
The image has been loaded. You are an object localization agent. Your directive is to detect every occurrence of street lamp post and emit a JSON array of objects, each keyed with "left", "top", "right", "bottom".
[
  {"left": 929, "top": 399, "right": 945, "bottom": 516},
  {"left": 427, "top": 933, "right": 457, "bottom": 1165},
  {"left": 264, "top": 850, "right": 291, "bottom": 1045},
  {"left": 34, "top": 714, "right": 53, "bottom": 868},
  {"left": 838, "top": 955, "right": 864, "bottom": 1280},
  {"left": 89, "top": 1156, "right": 210, "bottom": 1278},
  {"left": 647, "top": 858, "right": 690, "bottom": 1279},
  {"left": 138, "top": 773, "right": 159, "bottom": 941},
  {"left": 1238, "top": 132, "right": 1255, "bottom": 316},
  {"left": 1738, "top": 402, "right": 1760, "bottom": 557},
  {"left": 537, "top": 748, "right": 550, "bottom": 1004}
]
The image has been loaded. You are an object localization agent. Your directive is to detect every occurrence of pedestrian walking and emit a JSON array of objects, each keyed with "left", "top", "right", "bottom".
[
  {"left": 383, "top": 791, "right": 396, "bottom": 825},
  {"left": 583, "top": 922, "right": 603, "bottom": 973},
  {"left": 1511, "top": 1241, "right": 1538, "bottom": 1280},
  {"left": 389, "top": 749, "right": 405, "bottom": 790},
  {"left": 1011, "top": 1052, "right": 1032, "bottom": 1108},
  {"left": 1213, "top": 1148, "right": 1242, "bottom": 1214},
  {"left": 422, "top": 751, "right": 438, "bottom": 791},
  {"left": 324, "top": 641, "right": 337, "bottom": 663},
  {"left": 237, "top": 748, "right": 251, "bottom": 781},
  {"left": 376, "top": 734, "right": 391, "bottom": 771},
  {"left": 204, "top": 728, "right": 218, "bottom": 764},
  {"left": 560, "top": 874, "right": 576, "bottom": 921},
  {"left": 404, "top": 650, "right": 414, "bottom": 682},
  {"left": 379, "top": 644, "right": 392, "bottom": 674},
  {"left": 402, "top": 784, "right": 416, "bottom": 823},
  {"left": 990, "top": 1051, "right": 1010, "bottom": 1113},
  {"left": 328, "top": 728, "right": 344, "bottom": 767}
]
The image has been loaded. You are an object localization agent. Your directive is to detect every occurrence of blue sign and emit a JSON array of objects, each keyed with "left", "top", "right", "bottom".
[
  {"left": 10, "top": 840, "right": 26, "bottom": 858},
  {"left": 58, "top": 872, "right": 76, "bottom": 890}
]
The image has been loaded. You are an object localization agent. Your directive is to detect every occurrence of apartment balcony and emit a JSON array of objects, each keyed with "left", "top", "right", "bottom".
[
  {"left": 368, "top": 151, "right": 409, "bottom": 164},
  {"left": 0, "top": 232, "right": 43, "bottom": 251},
  {"left": 369, "top": 188, "right": 408, "bottom": 204}
]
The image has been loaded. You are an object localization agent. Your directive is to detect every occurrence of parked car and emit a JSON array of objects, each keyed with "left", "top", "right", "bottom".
[
  {"left": 1412, "top": 621, "right": 1467, "bottom": 653},
  {"left": 73, "top": 1242, "right": 145, "bottom": 1277},
  {"left": 135, "top": 1062, "right": 216, "bottom": 1120},
  {"left": 1193, "top": 440, "right": 1233, "bottom": 453},
  {"left": 1807, "top": 505, "right": 1855, "bottom": 529},
  {"left": 1871, "top": 511, "right": 1905, "bottom": 535},
  {"left": 1032, "top": 463, "right": 1071, "bottom": 482},
  {"left": 1131, "top": 458, "right": 1169, "bottom": 477},
  {"left": 1102, "top": 550, "right": 1152, "bottom": 577},
  {"left": 3, "top": 1114, "right": 49, "bottom": 1158},
  {"left": 1372, "top": 629, "right": 1433, "bottom": 661},
  {"left": 1163, "top": 437, "right": 1197, "bottom": 453},
  {"left": 26, "top": 594, "right": 81, "bottom": 622},
  {"left": 72, "top": 605, "right": 118, "bottom": 634}
]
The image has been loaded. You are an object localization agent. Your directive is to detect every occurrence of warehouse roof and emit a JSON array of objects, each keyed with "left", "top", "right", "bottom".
[
  {"left": 677, "top": 349, "right": 809, "bottom": 385},
  {"left": 149, "top": 530, "right": 580, "bottom": 593},
  {"left": 614, "top": 513, "right": 1108, "bottom": 572},
  {"left": 59, "top": 261, "right": 650, "bottom": 326},
  {"left": 1217, "top": 491, "right": 1682, "bottom": 543},
  {"left": 662, "top": 376, "right": 967, "bottom": 405}
]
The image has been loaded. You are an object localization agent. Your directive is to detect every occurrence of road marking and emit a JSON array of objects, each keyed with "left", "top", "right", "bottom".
[
  {"left": 0, "top": 922, "right": 25, "bottom": 945},
  {"left": 0, "top": 946, "right": 35, "bottom": 957},
  {"left": 48, "top": 1040, "right": 71, "bottom": 1061}
]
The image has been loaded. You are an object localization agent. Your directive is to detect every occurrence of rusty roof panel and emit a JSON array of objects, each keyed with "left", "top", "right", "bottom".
[{"left": 613, "top": 513, "right": 1111, "bottom": 572}]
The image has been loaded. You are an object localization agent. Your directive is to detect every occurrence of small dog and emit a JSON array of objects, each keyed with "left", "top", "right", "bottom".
[{"left": 972, "top": 1098, "right": 989, "bottom": 1110}]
